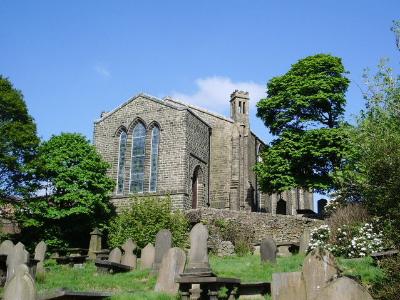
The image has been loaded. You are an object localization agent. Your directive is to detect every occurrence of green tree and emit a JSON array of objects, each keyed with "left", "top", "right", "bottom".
[
  {"left": 17, "top": 133, "right": 115, "bottom": 248},
  {"left": 256, "top": 54, "right": 350, "bottom": 193},
  {"left": 0, "top": 76, "right": 39, "bottom": 199}
]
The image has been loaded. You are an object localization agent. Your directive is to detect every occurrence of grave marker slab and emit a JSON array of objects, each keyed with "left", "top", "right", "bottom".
[
  {"left": 34, "top": 241, "right": 47, "bottom": 275},
  {"left": 6, "top": 242, "right": 29, "bottom": 282},
  {"left": 184, "top": 223, "right": 211, "bottom": 275},
  {"left": 140, "top": 243, "right": 155, "bottom": 270},
  {"left": 315, "top": 276, "right": 373, "bottom": 300},
  {"left": 153, "top": 229, "right": 172, "bottom": 271},
  {"left": 302, "top": 248, "right": 339, "bottom": 300},
  {"left": 260, "top": 238, "right": 277, "bottom": 263},
  {"left": 154, "top": 247, "right": 186, "bottom": 294},
  {"left": 88, "top": 228, "right": 103, "bottom": 260},
  {"left": 3, "top": 264, "right": 36, "bottom": 300},
  {"left": 271, "top": 272, "right": 306, "bottom": 300},
  {"left": 121, "top": 239, "right": 137, "bottom": 269},
  {"left": 299, "top": 229, "right": 311, "bottom": 254},
  {"left": 108, "top": 248, "right": 122, "bottom": 264}
]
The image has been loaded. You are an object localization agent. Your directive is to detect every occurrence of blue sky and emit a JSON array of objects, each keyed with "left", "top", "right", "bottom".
[{"left": 1, "top": 1, "right": 398, "bottom": 143}]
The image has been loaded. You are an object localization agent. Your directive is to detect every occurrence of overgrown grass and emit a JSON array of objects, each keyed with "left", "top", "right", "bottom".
[
  {"left": 36, "top": 261, "right": 175, "bottom": 300},
  {"left": 210, "top": 254, "right": 305, "bottom": 282},
  {"left": 35, "top": 255, "right": 384, "bottom": 299}
]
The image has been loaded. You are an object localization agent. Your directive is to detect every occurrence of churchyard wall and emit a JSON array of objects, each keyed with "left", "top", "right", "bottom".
[{"left": 185, "top": 208, "right": 324, "bottom": 244}]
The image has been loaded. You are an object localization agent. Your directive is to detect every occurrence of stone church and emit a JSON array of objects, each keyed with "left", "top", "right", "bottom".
[{"left": 93, "top": 90, "right": 313, "bottom": 214}]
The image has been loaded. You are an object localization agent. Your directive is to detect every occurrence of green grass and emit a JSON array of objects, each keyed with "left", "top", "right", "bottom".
[
  {"left": 210, "top": 254, "right": 305, "bottom": 283},
  {"left": 35, "top": 254, "right": 384, "bottom": 299},
  {"left": 36, "top": 261, "right": 176, "bottom": 300}
]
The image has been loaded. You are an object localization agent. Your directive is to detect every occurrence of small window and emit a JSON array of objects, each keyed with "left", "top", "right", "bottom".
[
  {"left": 149, "top": 126, "right": 160, "bottom": 192},
  {"left": 116, "top": 131, "right": 127, "bottom": 194},
  {"left": 130, "top": 123, "right": 146, "bottom": 193}
]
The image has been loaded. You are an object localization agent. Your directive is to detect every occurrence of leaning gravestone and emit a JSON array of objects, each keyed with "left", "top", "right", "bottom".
[
  {"left": 108, "top": 248, "right": 122, "bottom": 264},
  {"left": 315, "top": 276, "right": 373, "bottom": 300},
  {"left": 34, "top": 241, "right": 47, "bottom": 275},
  {"left": 153, "top": 229, "right": 172, "bottom": 271},
  {"left": 271, "top": 271, "right": 306, "bottom": 300},
  {"left": 0, "top": 240, "right": 14, "bottom": 256},
  {"left": 140, "top": 243, "right": 155, "bottom": 270},
  {"left": 154, "top": 247, "right": 186, "bottom": 294},
  {"left": 121, "top": 239, "right": 137, "bottom": 269},
  {"left": 302, "top": 248, "right": 339, "bottom": 300},
  {"left": 88, "top": 228, "right": 103, "bottom": 260},
  {"left": 6, "top": 242, "right": 29, "bottom": 282},
  {"left": 3, "top": 264, "right": 36, "bottom": 300},
  {"left": 260, "top": 237, "right": 277, "bottom": 263},
  {"left": 184, "top": 223, "right": 212, "bottom": 275},
  {"left": 299, "top": 229, "right": 311, "bottom": 254}
]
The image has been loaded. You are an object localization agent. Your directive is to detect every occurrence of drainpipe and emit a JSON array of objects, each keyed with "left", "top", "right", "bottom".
[{"left": 207, "top": 128, "right": 212, "bottom": 207}]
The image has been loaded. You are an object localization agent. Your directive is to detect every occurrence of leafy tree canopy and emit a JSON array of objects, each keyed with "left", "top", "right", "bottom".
[
  {"left": 257, "top": 54, "right": 349, "bottom": 135},
  {"left": 17, "top": 133, "right": 115, "bottom": 248},
  {"left": 256, "top": 54, "right": 350, "bottom": 194},
  {"left": 0, "top": 76, "right": 39, "bottom": 199}
]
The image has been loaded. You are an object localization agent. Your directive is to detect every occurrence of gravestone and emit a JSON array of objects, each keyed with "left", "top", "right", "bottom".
[
  {"left": 153, "top": 229, "right": 172, "bottom": 271},
  {"left": 315, "top": 276, "right": 373, "bottom": 300},
  {"left": 140, "top": 243, "right": 155, "bottom": 270},
  {"left": 184, "top": 223, "right": 212, "bottom": 275},
  {"left": 317, "top": 199, "right": 328, "bottom": 216},
  {"left": 34, "top": 241, "right": 47, "bottom": 275},
  {"left": 154, "top": 247, "right": 186, "bottom": 294},
  {"left": 260, "top": 237, "right": 277, "bottom": 263},
  {"left": 121, "top": 239, "right": 137, "bottom": 269},
  {"left": 3, "top": 264, "right": 36, "bottom": 300},
  {"left": 88, "top": 228, "right": 103, "bottom": 260},
  {"left": 108, "top": 248, "right": 122, "bottom": 264},
  {"left": 6, "top": 242, "right": 29, "bottom": 282},
  {"left": 299, "top": 229, "right": 311, "bottom": 254},
  {"left": 0, "top": 240, "right": 14, "bottom": 256},
  {"left": 302, "top": 248, "right": 339, "bottom": 300},
  {"left": 271, "top": 272, "right": 306, "bottom": 300}
]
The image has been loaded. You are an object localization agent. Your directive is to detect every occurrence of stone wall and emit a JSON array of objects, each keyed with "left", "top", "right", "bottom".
[{"left": 185, "top": 208, "right": 324, "bottom": 244}]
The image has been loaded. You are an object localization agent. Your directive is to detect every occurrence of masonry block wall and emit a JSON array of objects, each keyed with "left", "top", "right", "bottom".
[{"left": 185, "top": 208, "right": 323, "bottom": 244}]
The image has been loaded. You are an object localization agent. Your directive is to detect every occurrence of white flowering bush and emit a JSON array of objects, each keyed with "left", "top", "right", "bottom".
[{"left": 308, "top": 220, "right": 384, "bottom": 258}]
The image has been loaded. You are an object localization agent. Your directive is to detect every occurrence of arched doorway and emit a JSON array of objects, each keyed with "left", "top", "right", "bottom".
[
  {"left": 276, "top": 198, "right": 287, "bottom": 215},
  {"left": 192, "top": 166, "right": 204, "bottom": 209}
]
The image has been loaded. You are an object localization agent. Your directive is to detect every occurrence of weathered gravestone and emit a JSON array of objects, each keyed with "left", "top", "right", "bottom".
[
  {"left": 260, "top": 237, "right": 277, "bottom": 263},
  {"left": 315, "top": 276, "right": 373, "bottom": 300},
  {"left": 121, "top": 239, "right": 137, "bottom": 269},
  {"left": 3, "top": 264, "right": 36, "bottom": 300},
  {"left": 34, "top": 241, "right": 47, "bottom": 275},
  {"left": 184, "top": 223, "right": 212, "bottom": 275},
  {"left": 6, "top": 242, "right": 29, "bottom": 282},
  {"left": 154, "top": 247, "right": 186, "bottom": 295},
  {"left": 140, "top": 243, "right": 155, "bottom": 270},
  {"left": 0, "top": 240, "right": 14, "bottom": 286},
  {"left": 299, "top": 229, "right": 311, "bottom": 254},
  {"left": 271, "top": 272, "right": 306, "bottom": 300},
  {"left": 0, "top": 240, "right": 14, "bottom": 256},
  {"left": 88, "top": 228, "right": 103, "bottom": 260},
  {"left": 302, "top": 248, "right": 339, "bottom": 300},
  {"left": 108, "top": 248, "right": 122, "bottom": 264},
  {"left": 153, "top": 229, "right": 172, "bottom": 271}
]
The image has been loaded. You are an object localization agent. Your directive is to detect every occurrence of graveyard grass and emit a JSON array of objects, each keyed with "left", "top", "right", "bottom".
[{"left": 29, "top": 254, "right": 383, "bottom": 299}]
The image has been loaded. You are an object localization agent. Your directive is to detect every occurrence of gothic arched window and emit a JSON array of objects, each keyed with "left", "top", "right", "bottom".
[
  {"left": 130, "top": 123, "right": 146, "bottom": 193},
  {"left": 149, "top": 126, "right": 160, "bottom": 192},
  {"left": 116, "top": 130, "right": 127, "bottom": 194}
]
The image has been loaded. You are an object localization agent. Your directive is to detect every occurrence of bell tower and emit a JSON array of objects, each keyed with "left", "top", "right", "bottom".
[{"left": 230, "top": 90, "right": 250, "bottom": 127}]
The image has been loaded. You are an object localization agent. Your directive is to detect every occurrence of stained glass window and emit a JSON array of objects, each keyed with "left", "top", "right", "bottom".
[
  {"left": 149, "top": 127, "right": 160, "bottom": 192},
  {"left": 130, "top": 123, "right": 146, "bottom": 193},
  {"left": 116, "top": 131, "right": 127, "bottom": 194}
]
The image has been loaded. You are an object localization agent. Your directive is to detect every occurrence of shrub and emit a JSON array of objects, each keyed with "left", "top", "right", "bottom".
[
  {"left": 212, "top": 219, "right": 254, "bottom": 256},
  {"left": 372, "top": 255, "right": 400, "bottom": 300},
  {"left": 308, "top": 221, "right": 384, "bottom": 258},
  {"left": 107, "top": 196, "right": 189, "bottom": 249}
]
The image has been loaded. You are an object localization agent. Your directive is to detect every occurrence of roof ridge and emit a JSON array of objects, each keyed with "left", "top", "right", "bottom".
[{"left": 163, "top": 97, "right": 233, "bottom": 123}]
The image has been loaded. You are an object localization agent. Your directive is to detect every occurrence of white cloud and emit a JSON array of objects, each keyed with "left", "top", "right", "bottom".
[
  {"left": 170, "top": 76, "right": 266, "bottom": 115},
  {"left": 94, "top": 65, "right": 111, "bottom": 78}
]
